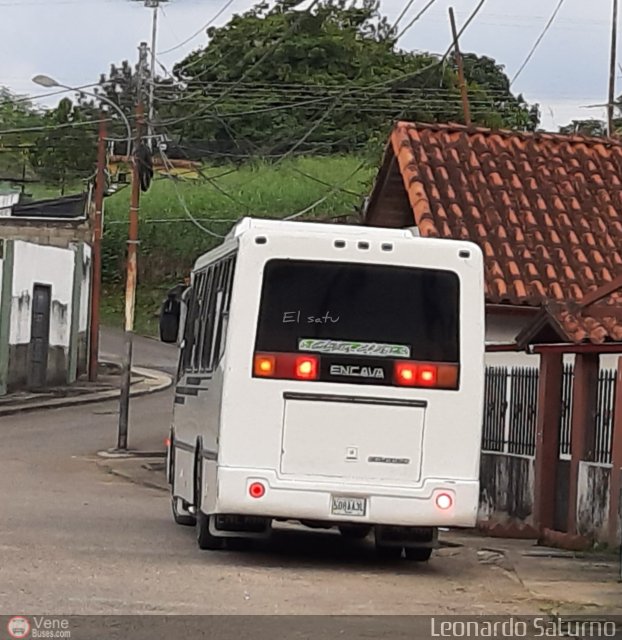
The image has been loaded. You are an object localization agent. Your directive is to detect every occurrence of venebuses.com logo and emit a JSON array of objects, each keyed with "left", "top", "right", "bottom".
[
  {"left": 7, "top": 617, "right": 30, "bottom": 639},
  {"left": 6, "top": 616, "right": 71, "bottom": 639}
]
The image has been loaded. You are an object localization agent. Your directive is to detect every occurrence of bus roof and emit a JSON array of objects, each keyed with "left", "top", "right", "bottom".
[{"left": 227, "top": 217, "right": 421, "bottom": 240}]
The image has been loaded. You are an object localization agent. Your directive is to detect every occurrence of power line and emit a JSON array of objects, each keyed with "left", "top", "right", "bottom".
[
  {"left": 156, "top": 0, "right": 325, "bottom": 128},
  {"left": 285, "top": 161, "right": 367, "bottom": 220},
  {"left": 396, "top": 0, "right": 440, "bottom": 40},
  {"left": 511, "top": 0, "right": 566, "bottom": 86},
  {"left": 247, "top": 0, "right": 489, "bottom": 170},
  {"left": 392, "top": 0, "right": 420, "bottom": 31},
  {"left": 158, "top": 0, "right": 236, "bottom": 55},
  {"left": 158, "top": 148, "right": 226, "bottom": 238}
]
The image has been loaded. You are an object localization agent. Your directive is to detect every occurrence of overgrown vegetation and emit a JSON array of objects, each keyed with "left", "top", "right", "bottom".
[{"left": 100, "top": 155, "right": 372, "bottom": 331}]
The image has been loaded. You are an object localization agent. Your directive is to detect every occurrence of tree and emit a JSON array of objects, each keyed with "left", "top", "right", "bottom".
[
  {"left": 559, "top": 119, "right": 607, "bottom": 137},
  {"left": 154, "top": 0, "right": 538, "bottom": 158},
  {"left": 0, "top": 88, "right": 47, "bottom": 185},
  {"left": 29, "top": 98, "right": 97, "bottom": 194}
]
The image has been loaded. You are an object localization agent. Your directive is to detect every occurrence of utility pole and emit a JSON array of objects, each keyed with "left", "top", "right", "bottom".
[
  {"left": 145, "top": 0, "right": 163, "bottom": 149},
  {"left": 449, "top": 7, "right": 472, "bottom": 127},
  {"left": 89, "top": 114, "right": 107, "bottom": 382},
  {"left": 117, "top": 42, "right": 147, "bottom": 451},
  {"left": 608, "top": 0, "right": 619, "bottom": 137}
]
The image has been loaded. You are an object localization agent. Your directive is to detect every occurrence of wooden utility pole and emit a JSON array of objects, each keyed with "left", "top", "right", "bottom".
[
  {"left": 117, "top": 42, "right": 147, "bottom": 451},
  {"left": 88, "top": 115, "right": 107, "bottom": 382},
  {"left": 449, "top": 7, "right": 472, "bottom": 127},
  {"left": 608, "top": 0, "right": 619, "bottom": 136}
]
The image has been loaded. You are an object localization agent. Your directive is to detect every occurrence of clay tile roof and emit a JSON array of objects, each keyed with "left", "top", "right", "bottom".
[{"left": 366, "top": 122, "right": 622, "bottom": 320}]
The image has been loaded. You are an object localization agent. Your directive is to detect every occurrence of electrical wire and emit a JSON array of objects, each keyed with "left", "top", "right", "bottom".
[
  {"left": 391, "top": 0, "right": 419, "bottom": 31},
  {"left": 156, "top": 0, "right": 324, "bottom": 128},
  {"left": 158, "top": 149, "right": 227, "bottom": 238},
  {"left": 396, "top": 0, "right": 439, "bottom": 40},
  {"left": 511, "top": 0, "right": 566, "bottom": 86},
  {"left": 158, "top": 0, "right": 237, "bottom": 55},
  {"left": 284, "top": 161, "right": 367, "bottom": 220}
]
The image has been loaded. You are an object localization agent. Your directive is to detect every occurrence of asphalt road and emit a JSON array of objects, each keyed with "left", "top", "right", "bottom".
[{"left": 0, "top": 329, "right": 543, "bottom": 618}]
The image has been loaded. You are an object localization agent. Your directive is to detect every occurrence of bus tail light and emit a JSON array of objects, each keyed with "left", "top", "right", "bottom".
[
  {"left": 395, "top": 362, "right": 418, "bottom": 386},
  {"left": 418, "top": 365, "right": 437, "bottom": 387},
  {"left": 294, "top": 356, "right": 319, "bottom": 380},
  {"left": 435, "top": 492, "right": 453, "bottom": 511},
  {"left": 254, "top": 353, "right": 320, "bottom": 381},
  {"left": 394, "top": 361, "right": 459, "bottom": 390},
  {"left": 254, "top": 354, "right": 276, "bottom": 377}
]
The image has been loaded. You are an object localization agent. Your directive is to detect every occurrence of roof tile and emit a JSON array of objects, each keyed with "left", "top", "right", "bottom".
[{"left": 371, "top": 122, "right": 622, "bottom": 341}]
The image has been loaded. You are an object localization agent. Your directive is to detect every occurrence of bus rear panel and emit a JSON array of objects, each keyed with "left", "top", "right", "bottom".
[{"left": 209, "top": 226, "right": 485, "bottom": 532}]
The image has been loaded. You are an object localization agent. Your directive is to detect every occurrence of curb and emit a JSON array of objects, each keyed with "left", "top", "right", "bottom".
[
  {"left": 98, "top": 458, "right": 169, "bottom": 493},
  {"left": 0, "top": 365, "right": 173, "bottom": 417}
]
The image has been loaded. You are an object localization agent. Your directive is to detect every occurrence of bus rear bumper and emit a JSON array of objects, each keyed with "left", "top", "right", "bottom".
[{"left": 214, "top": 468, "right": 479, "bottom": 528}]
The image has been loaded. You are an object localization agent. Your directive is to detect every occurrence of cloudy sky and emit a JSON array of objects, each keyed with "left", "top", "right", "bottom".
[{"left": 0, "top": 0, "right": 616, "bottom": 130}]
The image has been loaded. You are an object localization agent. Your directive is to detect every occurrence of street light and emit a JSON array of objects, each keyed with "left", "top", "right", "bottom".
[{"left": 32, "top": 74, "right": 133, "bottom": 159}]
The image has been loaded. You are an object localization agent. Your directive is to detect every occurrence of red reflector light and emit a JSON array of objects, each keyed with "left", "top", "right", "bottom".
[
  {"left": 418, "top": 365, "right": 437, "bottom": 387},
  {"left": 435, "top": 492, "right": 453, "bottom": 510},
  {"left": 395, "top": 362, "right": 418, "bottom": 386},
  {"left": 254, "top": 354, "right": 276, "bottom": 377},
  {"left": 164, "top": 437, "right": 171, "bottom": 448},
  {"left": 294, "top": 356, "right": 319, "bottom": 380},
  {"left": 249, "top": 482, "right": 266, "bottom": 499}
]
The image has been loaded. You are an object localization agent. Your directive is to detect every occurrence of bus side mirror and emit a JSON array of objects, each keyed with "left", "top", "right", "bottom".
[{"left": 159, "top": 298, "right": 180, "bottom": 344}]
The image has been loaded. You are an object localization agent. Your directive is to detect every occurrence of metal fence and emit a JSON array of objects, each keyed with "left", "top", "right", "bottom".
[
  {"left": 559, "top": 364, "right": 574, "bottom": 457},
  {"left": 595, "top": 369, "right": 616, "bottom": 464},
  {"left": 482, "top": 367, "right": 508, "bottom": 453},
  {"left": 482, "top": 366, "right": 538, "bottom": 456},
  {"left": 482, "top": 364, "right": 616, "bottom": 465}
]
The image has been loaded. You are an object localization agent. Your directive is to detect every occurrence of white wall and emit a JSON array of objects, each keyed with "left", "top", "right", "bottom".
[
  {"left": 9, "top": 241, "right": 75, "bottom": 348},
  {"left": 78, "top": 244, "right": 91, "bottom": 333}
]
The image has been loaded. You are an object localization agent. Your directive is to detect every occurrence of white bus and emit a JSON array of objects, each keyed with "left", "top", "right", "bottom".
[{"left": 160, "top": 217, "right": 485, "bottom": 560}]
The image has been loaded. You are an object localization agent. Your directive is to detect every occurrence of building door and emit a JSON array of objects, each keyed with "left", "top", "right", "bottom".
[{"left": 29, "top": 284, "right": 51, "bottom": 389}]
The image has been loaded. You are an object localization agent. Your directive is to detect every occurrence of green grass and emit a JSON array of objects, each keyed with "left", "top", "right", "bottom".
[
  {"left": 101, "top": 284, "right": 174, "bottom": 337},
  {"left": 99, "top": 155, "right": 374, "bottom": 333}
]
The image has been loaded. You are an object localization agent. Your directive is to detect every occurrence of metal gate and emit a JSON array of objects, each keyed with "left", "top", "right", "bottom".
[
  {"left": 595, "top": 369, "right": 616, "bottom": 464},
  {"left": 482, "top": 366, "right": 538, "bottom": 455},
  {"left": 29, "top": 284, "right": 51, "bottom": 389}
]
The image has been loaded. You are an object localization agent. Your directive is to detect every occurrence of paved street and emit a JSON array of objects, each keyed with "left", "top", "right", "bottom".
[{"left": 0, "top": 330, "right": 614, "bottom": 616}]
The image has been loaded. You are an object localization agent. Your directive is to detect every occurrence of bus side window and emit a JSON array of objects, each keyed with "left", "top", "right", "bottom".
[
  {"left": 180, "top": 280, "right": 198, "bottom": 374},
  {"left": 200, "top": 262, "right": 219, "bottom": 371},
  {"left": 214, "top": 257, "right": 235, "bottom": 365}
]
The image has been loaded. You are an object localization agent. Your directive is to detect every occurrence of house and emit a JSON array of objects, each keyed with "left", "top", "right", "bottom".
[
  {"left": 365, "top": 122, "right": 622, "bottom": 546},
  {"left": 0, "top": 192, "right": 92, "bottom": 395}
]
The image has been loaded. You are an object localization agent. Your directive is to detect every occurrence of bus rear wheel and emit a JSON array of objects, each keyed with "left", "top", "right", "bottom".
[
  {"left": 338, "top": 525, "right": 372, "bottom": 540},
  {"left": 375, "top": 544, "right": 403, "bottom": 560},
  {"left": 404, "top": 547, "right": 433, "bottom": 562},
  {"left": 172, "top": 496, "right": 196, "bottom": 527},
  {"left": 195, "top": 457, "right": 224, "bottom": 550}
]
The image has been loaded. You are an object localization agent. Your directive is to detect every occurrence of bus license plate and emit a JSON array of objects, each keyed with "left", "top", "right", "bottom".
[{"left": 331, "top": 496, "right": 367, "bottom": 517}]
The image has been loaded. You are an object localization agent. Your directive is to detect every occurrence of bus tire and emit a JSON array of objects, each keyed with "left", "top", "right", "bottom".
[
  {"left": 338, "top": 525, "right": 372, "bottom": 539},
  {"left": 404, "top": 547, "right": 433, "bottom": 562},
  {"left": 225, "top": 537, "right": 252, "bottom": 551},
  {"left": 196, "top": 511, "right": 225, "bottom": 550},
  {"left": 375, "top": 544, "right": 403, "bottom": 560},
  {"left": 194, "top": 453, "right": 224, "bottom": 550},
  {"left": 172, "top": 496, "right": 196, "bottom": 527}
]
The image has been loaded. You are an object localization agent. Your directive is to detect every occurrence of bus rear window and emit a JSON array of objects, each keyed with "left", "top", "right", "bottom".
[{"left": 255, "top": 260, "right": 459, "bottom": 363}]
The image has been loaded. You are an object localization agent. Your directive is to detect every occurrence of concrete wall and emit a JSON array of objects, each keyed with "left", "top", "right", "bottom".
[
  {"left": 576, "top": 462, "right": 611, "bottom": 544},
  {"left": 0, "top": 218, "right": 91, "bottom": 249},
  {"left": 77, "top": 244, "right": 91, "bottom": 375},
  {"left": 7, "top": 241, "right": 75, "bottom": 389},
  {"left": 478, "top": 453, "right": 535, "bottom": 527}
]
